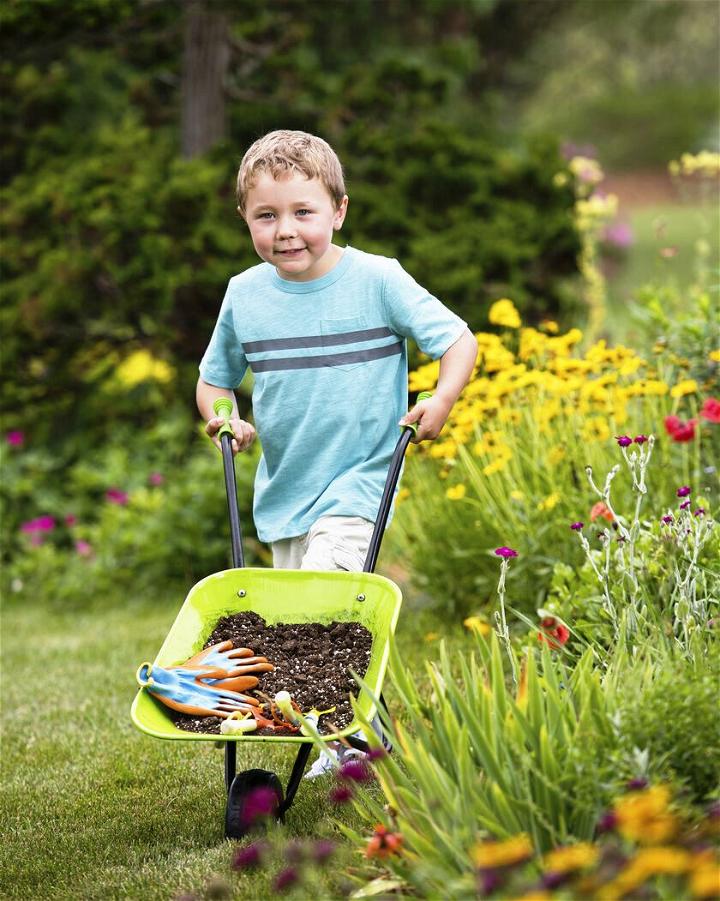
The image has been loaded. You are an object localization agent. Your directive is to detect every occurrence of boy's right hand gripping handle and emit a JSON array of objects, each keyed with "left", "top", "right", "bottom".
[
  {"left": 213, "top": 397, "right": 236, "bottom": 439},
  {"left": 402, "top": 390, "right": 433, "bottom": 436}
]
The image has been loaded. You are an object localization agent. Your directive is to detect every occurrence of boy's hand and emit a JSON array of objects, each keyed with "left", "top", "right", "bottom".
[
  {"left": 399, "top": 396, "right": 452, "bottom": 444},
  {"left": 205, "top": 416, "right": 256, "bottom": 455}
]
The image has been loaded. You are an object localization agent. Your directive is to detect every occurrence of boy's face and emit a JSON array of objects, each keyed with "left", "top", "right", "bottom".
[{"left": 244, "top": 172, "right": 348, "bottom": 282}]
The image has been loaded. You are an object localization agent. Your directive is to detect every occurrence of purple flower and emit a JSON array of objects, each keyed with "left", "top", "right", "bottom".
[
  {"left": 662, "top": 515, "right": 673, "bottom": 524},
  {"left": 339, "top": 759, "right": 372, "bottom": 783},
  {"left": 75, "top": 540, "right": 93, "bottom": 557},
  {"left": 694, "top": 508, "right": 706, "bottom": 517},
  {"left": 680, "top": 500, "right": 691, "bottom": 510},
  {"left": 615, "top": 435, "right": 633, "bottom": 447},
  {"left": 706, "top": 800, "right": 720, "bottom": 821},
  {"left": 494, "top": 546, "right": 518, "bottom": 558},
  {"left": 148, "top": 472, "right": 164, "bottom": 486},
  {"left": 366, "top": 746, "right": 387, "bottom": 762},
  {"left": 634, "top": 434, "right": 649, "bottom": 444},
  {"left": 20, "top": 515, "right": 56, "bottom": 534},
  {"left": 329, "top": 784, "right": 354, "bottom": 804},
  {"left": 626, "top": 776, "right": 649, "bottom": 791},
  {"left": 231, "top": 841, "right": 266, "bottom": 870},
  {"left": 284, "top": 839, "right": 305, "bottom": 864},
  {"left": 240, "top": 786, "right": 277, "bottom": 825},
  {"left": 677, "top": 486, "right": 692, "bottom": 497},
  {"left": 6, "top": 430, "right": 24, "bottom": 447},
  {"left": 273, "top": 867, "right": 300, "bottom": 893},
  {"left": 311, "top": 839, "right": 336, "bottom": 864},
  {"left": 603, "top": 221, "right": 634, "bottom": 249},
  {"left": 105, "top": 488, "right": 129, "bottom": 505},
  {"left": 477, "top": 869, "right": 503, "bottom": 895},
  {"left": 541, "top": 871, "right": 570, "bottom": 890},
  {"left": 596, "top": 811, "right": 617, "bottom": 834},
  {"left": 570, "top": 522, "right": 584, "bottom": 531}
]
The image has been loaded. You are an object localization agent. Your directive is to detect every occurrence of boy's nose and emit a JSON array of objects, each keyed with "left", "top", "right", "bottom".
[{"left": 275, "top": 216, "right": 298, "bottom": 238}]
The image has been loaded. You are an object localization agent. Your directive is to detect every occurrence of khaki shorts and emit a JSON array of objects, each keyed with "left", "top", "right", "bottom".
[{"left": 271, "top": 515, "right": 375, "bottom": 572}]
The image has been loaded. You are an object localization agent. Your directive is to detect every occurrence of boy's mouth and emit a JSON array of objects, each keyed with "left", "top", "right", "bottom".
[{"left": 277, "top": 247, "right": 306, "bottom": 256}]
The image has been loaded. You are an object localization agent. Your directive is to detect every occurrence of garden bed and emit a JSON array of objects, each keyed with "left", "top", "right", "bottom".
[{"left": 171, "top": 611, "right": 373, "bottom": 735}]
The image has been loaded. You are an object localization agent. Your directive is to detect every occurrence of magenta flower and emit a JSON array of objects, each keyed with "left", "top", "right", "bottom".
[
  {"left": 339, "top": 759, "right": 372, "bottom": 783},
  {"left": 273, "top": 867, "right": 300, "bottom": 893},
  {"left": 615, "top": 435, "right": 633, "bottom": 447},
  {"left": 231, "top": 841, "right": 266, "bottom": 870},
  {"left": 366, "top": 746, "right": 387, "bottom": 762},
  {"left": 21, "top": 515, "right": 56, "bottom": 534},
  {"left": 64, "top": 514, "right": 78, "bottom": 527},
  {"left": 570, "top": 522, "right": 584, "bottom": 531},
  {"left": 329, "top": 784, "right": 354, "bottom": 804},
  {"left": 679, "top": 500, "right": 691, "bottom": 510},
  {"left": 75, "top": 540, "right": 93, "bottom": 557},
  {"left": 694, "top": 508, "right": 706, "bottom": 517},
  {"left": 494, "top": 546, "right": 518, "bottom": 558},
  {"left": 626, "top": 776, "right": 649, "bottom": 791},
  {"left": 148, "top": 472, "right": 164, "bottom": 486},
  {"left": 676, "top": 486, "right": 691, "bottom": 497},
  {"left": 240, "top": 786, "right": 277, "bottom": 826},
  {"left": 596, "top": 810, "right": 618, "bottom": 834},
  {"left": 105, "top": 488, "right": 128, "bottom": 505},
  {"left": 662, "top": 515, "right": 673, "bottom": 524},
  {"left": 633, "top": 435, "right": 649, "bottom": 444},
  {"left": 311, "top": 839, "right": 336, "bottom": 864},
  {"left": 6, "top": 430, "right": 24, "bottom": 447}
]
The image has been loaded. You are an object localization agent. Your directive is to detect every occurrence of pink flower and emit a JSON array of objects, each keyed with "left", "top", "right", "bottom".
[
  {"left": 148, "top": 472, "right": 164, "bottom": 486},
  {"left": 494, "top": 546, "right": 518, "bottom": 558},
  {"left": 329, "top": 784, "right": 354, "bottom": 804},
  {"left": 615, "top": 435, "right": 633, "bottom": 447},
  {"left": 6, "top": 430, "right": 24, "bottom": 447},
  {"left": 700, "top": 397, "right": 720, "bottom": 424},
  {"left": 75, "top": 540, "right": 93, "bottom": 557},
  {"left": 21, "top": 515, "right": 56, "bottom": 534},
  {"left": 570, "top": 521, "right": 584, "bottom": 531},
  {"left": 64, "top": 514, "right": 78, "bottom": 527},
  {"left": 105, "top": 488, "right": 129, "bottom": 505},
  {"left": 664, "top": 416, "right": 697, "bottom": 443},
  {"left": 634, "top": 435, "right": 649, "bottom": 444},
  {"left": 603, "top": 221, "right": 634, "bottom": 249}
]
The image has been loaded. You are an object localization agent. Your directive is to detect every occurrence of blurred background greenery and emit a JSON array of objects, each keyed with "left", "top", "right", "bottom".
[{"left": 1, "top": 0, "right": 718, "bottom": 600}]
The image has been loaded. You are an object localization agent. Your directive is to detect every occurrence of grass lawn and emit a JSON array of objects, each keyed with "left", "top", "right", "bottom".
[{"left": 1, "top": 581, "right": 470, "bottom": 900}]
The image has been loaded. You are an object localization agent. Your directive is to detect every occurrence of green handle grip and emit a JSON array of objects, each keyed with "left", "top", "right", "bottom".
[
  {"left": 403, "top": 390, "right": 433, "bottom": 436},
  {"left": 212, "top": 397, "right": 236, "bottom": 439}
]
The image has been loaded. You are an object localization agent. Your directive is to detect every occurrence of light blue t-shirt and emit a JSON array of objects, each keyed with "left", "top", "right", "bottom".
[{"left": 199, "top": 245, "right": 466, "bottom": 543}]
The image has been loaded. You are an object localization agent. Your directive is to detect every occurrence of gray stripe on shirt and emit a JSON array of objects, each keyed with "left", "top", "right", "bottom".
[
  {"left": 243, "top": 326, "right": 393, "bottom": 354},
  {"left": 248, "top": 340, "right": 404, "bottom": 372}
]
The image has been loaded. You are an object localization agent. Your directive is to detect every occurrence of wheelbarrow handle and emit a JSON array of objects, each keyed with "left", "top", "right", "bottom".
[
  {"left": 363, "top": 391, "right": 432, "bottom": 573},
  {"left": 213, "top": 397, "right": 245, "bottom": 568}
]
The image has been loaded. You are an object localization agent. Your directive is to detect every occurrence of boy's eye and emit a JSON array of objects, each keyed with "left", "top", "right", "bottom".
[
  {"left": 257, "top": 212, "right": 274, "bottom": 219},
  {"left": 296, "top": 209, "right": 312, "bottom": 216}
]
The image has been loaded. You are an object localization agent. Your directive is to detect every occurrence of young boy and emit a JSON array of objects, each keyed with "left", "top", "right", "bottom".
[{"left": 197, "top": 129, "right": 477, "bottom": 575}]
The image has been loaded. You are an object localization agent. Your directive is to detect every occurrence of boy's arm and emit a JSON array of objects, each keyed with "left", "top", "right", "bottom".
[
  {"left": 196, "top": 377, "right": 256, "bottom": 455},
  {"left": 399, "top": 328, "right": 478, "bottom": 443}
]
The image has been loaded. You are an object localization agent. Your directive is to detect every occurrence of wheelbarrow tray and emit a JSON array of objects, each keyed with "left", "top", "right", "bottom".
[{"left": 131, "top": 566, "right": 402, "bottom": 744}]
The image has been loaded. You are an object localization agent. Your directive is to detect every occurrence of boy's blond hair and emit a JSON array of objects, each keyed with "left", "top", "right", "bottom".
[{"left": 236, "top": 130, "right": 346, "bottom": 218}]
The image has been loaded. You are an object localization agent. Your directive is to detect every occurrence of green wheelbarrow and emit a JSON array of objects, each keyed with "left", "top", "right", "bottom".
[{"left": 131, "top": 394, "right": 429, "bottom": 838}]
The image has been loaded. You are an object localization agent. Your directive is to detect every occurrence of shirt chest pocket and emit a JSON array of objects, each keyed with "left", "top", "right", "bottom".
[{"left": 320, "top": 316, "right": 371, "bottom": 373}]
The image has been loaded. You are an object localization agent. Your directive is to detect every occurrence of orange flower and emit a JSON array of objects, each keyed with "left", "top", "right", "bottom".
[
  {"left": 590, "top": 501, "right": 614, "bottom": 523},
  {"left": 365, "top": 824, "right": 403, "bottom": 859}
]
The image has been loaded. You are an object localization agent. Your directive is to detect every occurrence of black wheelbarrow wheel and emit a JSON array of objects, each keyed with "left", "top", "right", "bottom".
[{"left": 225, "top": 768, "right": 284, "bottom": 840}]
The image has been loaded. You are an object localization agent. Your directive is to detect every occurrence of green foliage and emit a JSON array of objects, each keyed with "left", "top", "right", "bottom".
[{"left": 616, "top": 653, "right": 720, "bottom": 801}]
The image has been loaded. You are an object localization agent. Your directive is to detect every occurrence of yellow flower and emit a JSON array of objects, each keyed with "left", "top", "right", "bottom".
[
  {"left": 424, "top": 631, "right": 440, "bottom": 642},
  {"left": 115, "top": 349, "right": 174, "bottom": 387},
  {"left": 483, "top": 445, "right": 512, "bottom": 476},
  {"left": 471, "top": 833, "right": 533, "bottom": 868},
  {"left": 614, "top": 785, "right": 678, "bottom": 845},
  {"left": 670, "top": 379, "right": 698, "bottom": 398},
  {"left": 543, "top": 842, "right": 599, "bottom": 873},
  {"left": 540, "top": 320, "right": 559, "bottom": 334},
  {"left": 709, "top": 349, "right": 720, "bottom": 363},
  {"left": 537, "top": 492, "right": 561, "bottom": 512},
  {"left": 488, "top": 298, "right": 521, "bottom": 329},
  {"left": 581, "top": 416, "right": 611, "bottom": 443},
  {"left": 510, "top": 489, "right": 525, "bottom": 502},
  {"left": 409, "top": 360, "right": 440, "bottom": 391},
  {"left": 552, "top": 172, "right": 568, "bottom": 187},
  {"left": 630, "top": 846, "right": 690, "bottom": 876},
  {"left": 548, "top": 445, "right": 566, "bottom": 465},
  {"left": 446, "top": 484, "right": 466, "bottom": 500},
  {"left": 464, "top": 616, "right": 491, "bottom": 636},
  {"left": 396, "top": 488, "right": 410, "bottom": 503},
  {"left": 689, "top": 851, "right": 720, "bottom": 898}
]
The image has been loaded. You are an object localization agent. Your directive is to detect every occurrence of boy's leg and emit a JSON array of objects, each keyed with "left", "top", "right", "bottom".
[
  {"left": 271, "top": 534, "right": 307, "bottom": 569},
  {"left": 300, "top": 515, "right": 375, "bottom": 572}
]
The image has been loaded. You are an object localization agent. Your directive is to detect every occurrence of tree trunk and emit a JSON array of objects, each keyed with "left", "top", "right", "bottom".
[{"left": 181, "top": 0, "right": 230, "bottom": 159}]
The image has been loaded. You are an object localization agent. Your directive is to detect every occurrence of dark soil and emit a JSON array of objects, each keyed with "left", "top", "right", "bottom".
[{"left": 170, "top": 612, "right": 372, "bottom": 736}]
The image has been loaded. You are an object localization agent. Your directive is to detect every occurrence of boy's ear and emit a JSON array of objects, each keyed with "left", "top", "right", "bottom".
[
  {"left": 333, "top": 194, "right": 349, "bottom": 230},
  {"left": 237, "top": 205, "right": 248, "bottom": 223}
]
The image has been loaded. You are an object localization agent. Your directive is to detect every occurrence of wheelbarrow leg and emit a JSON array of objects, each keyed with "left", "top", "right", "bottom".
[
  {"left": 224, "top": 742, "right": 236, "bottom": 793},
  {"left": 278, "top": 743, "right": 313, "bottom": 816}
]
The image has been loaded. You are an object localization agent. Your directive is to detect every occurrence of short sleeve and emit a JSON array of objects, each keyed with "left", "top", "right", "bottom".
[
  {"left": 382, "top": 259, "right": 467, "bottom": 360},
  {"left": 198, "top": 280, "right": 248, "bottom": 388}
]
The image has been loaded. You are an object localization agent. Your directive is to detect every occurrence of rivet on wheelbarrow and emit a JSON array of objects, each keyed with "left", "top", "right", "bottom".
[
  {"left": 357, "top": 593, "right": 366, "bottom": 602},
  {"left": 237, "top": 589, "right": 246, "bottom": 598}
]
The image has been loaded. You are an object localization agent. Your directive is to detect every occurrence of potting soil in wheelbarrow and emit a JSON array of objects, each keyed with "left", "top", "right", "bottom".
[{"left": 171, "top": 611, "right": 372, "bottom": 736}]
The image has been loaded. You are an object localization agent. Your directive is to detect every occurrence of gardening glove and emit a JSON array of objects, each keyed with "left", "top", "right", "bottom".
[
  {"left": 136, "top": 662, "right": 261, "bottom": 718},
  {"left": 182, "top": 641, "right": 274, "bottom": 693}
]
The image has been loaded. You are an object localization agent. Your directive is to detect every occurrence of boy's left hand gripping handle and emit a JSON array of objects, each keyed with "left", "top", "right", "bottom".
[{"left": 213, "top": 397, "right": 236, "bottom": 440}]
